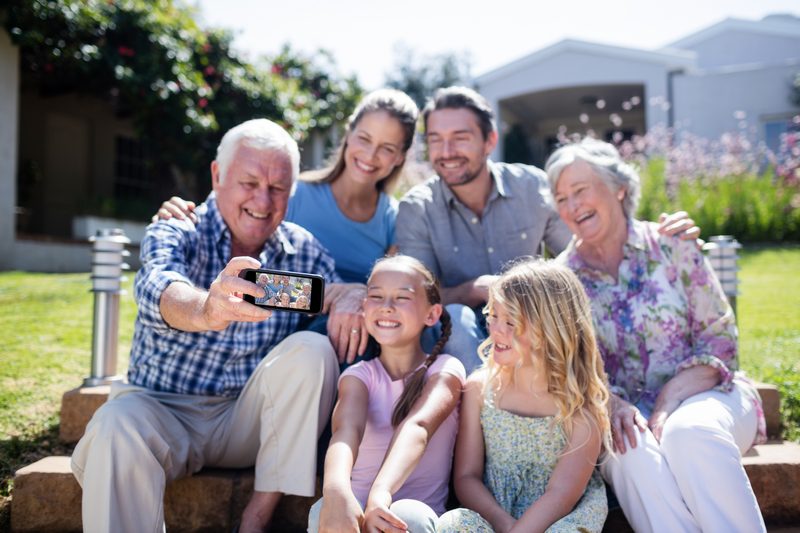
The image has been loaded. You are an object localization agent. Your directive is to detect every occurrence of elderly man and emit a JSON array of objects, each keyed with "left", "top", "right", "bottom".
[
  {"left": 71, "top": 119, "right": 363, "bottom": 533},
  {"left": 396, "top": 86, "right": 699, "bottom": 371}
]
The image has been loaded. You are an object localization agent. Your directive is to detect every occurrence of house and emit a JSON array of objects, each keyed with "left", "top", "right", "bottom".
[{"left": 475, "top": 14, "right": 800, "bottom": 166}]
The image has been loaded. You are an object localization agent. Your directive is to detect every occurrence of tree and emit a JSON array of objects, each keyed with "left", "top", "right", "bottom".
[
  {"left": 384, "top": 44, "right": 472, "bottom": 109},
  {"left": 4, "top": 0, "right": 361, "bottom": 211}
]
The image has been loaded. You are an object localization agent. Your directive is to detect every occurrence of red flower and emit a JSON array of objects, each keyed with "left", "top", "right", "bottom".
[
  {"left": 204, "top": 66, "right": 216, "bottom": 76},
  {"left": 198, "top": 98, "right": 208, "bottom": 109},
  {"left": 271, "top": 64, "right": 282, "bottom": 75},
  {"left": 117, "top": 46, "right": 135, "bottom": 57}
]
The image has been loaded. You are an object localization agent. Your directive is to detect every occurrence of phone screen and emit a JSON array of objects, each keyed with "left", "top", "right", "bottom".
[{"left": 240, "top": 268, "right": 325, "bottom": 314}]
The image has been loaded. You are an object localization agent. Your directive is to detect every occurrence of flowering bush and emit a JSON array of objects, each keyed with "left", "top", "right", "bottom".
[
  {"left": 616, "top": 123, "right": 800, "bottom": 243},
  {"left": 4, "top": 0, "right": 361, "bottom": 209}
]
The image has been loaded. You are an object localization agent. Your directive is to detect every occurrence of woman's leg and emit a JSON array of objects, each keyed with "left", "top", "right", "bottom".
[
  {"left": 600, "top": 428, "right": 700, "bottom": 533},
  {"left": 390, "top": 499, "right": 438, "bottom": 533},
  {"left": 659, "top": 384, "right": 766, "bottom": 532}
]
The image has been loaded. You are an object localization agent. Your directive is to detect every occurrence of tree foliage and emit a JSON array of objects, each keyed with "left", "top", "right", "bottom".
[
  {"left": 3, "top": 0, "right": 361, "bottom": 199},
  {"left": 384, "top": 44, "right": 471, "bottom": 110}
]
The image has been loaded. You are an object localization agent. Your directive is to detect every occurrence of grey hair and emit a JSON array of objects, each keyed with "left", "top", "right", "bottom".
[
  {"left": 544, "top": 138, "right": 641, "bottom": 218},
  {"left": 215, "top": 119, "right": 300, "bottom": 185}
]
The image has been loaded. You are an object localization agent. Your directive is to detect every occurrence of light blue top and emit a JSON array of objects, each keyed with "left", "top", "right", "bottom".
[{"left": 286, "top": 181, "right": 398, "bottom": 283}]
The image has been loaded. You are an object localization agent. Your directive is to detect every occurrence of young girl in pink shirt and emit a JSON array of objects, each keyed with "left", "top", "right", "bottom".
[{"left": 308, "top": 255, "right": 466, "bottom": 533}]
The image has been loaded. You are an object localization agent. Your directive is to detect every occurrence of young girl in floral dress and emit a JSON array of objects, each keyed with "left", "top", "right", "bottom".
[
  {"left": 438, "top": 260, "right": 611, "bottom": 532},
  {"left": 308, "top": 255, "right": 466, "bottom": 533}
]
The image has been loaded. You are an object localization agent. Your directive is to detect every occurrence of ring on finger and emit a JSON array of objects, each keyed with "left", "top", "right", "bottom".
[{"left": 350, "top": 328, "right": 360, "bottom": 335}]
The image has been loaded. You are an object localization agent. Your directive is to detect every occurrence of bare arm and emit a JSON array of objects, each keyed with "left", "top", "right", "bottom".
[
  {"left": 648, "top": 365, "right": 720, "bottom": 441},
  {"left": 362, "top": 371, "right": 462, "bottom": 533},
  {"left": 453, "top": 374, "right": 516, "bottom": 533},
  {"left": 441, "top": 275, "right": 498, "bottom": 308},
  {"left": 511, "top": 413, "right": 602, "bottom": 533},
  {"left": 160, "top": 256, "right": 271, "bottom": 331},
  {"left": 319, "top": 376, "right": 370, "bottom": 533}
]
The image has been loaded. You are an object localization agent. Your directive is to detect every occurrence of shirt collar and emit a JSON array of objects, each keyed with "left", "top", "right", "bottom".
[
  {"left": 440, "top": 159, "right": 510, "bottom": 208},
  {"left": 625, "top": 218, "right": 648, "bottom": 252},
  {"left": 205, "top": 191, "right": 297, "bottom": 258}
]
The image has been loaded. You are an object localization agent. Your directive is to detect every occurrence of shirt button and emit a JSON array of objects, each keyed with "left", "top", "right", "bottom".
[
  {"left": 488, "top": 247, "right": 494, "bottom": 253},
  {"left": 454, "top": 246, "right": 459, "bottom": 253},
  {"left": 471, "top": 217, "right": 478, "bottom": 224},
  {"left": 521, "top": 232, "right": 527, "bottom": 239}
]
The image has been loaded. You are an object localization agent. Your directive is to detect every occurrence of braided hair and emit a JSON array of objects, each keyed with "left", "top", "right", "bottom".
[{"left": 366, "top": 255, "right": 452, "bottom": 427}]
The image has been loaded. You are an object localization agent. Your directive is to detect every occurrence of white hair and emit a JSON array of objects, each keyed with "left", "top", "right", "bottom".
[
  {"left": 544, "top": 137, "right": 641, "bottom": 218},
  {"left": 215, "top": 119, "right": 300, "bottom": 185}
]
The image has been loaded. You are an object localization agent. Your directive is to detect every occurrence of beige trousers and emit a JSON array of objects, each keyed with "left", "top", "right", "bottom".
[{"left": 71, "top": 331, "right": 338, "bottom": 533}]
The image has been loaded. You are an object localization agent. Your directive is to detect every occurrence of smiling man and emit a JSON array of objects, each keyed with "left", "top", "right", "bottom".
[
  {"left": 396, "top": 87, "right": 572, "bottom": 371},
  {"left": 71, "top": 119, "right": 363, "bottom": 533},
  {"left": 396, "top": 87, "right": 697, "bottom": 372}
]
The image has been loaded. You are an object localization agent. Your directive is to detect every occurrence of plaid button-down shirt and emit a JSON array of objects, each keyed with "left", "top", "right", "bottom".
[{"left": 128, "top": 192, "right": 340, "bottom": 397}]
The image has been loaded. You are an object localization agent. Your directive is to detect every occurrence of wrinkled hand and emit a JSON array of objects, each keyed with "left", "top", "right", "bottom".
[
  {"left": 151, "top": 196, "right": 197, "bottom": 224},
  {"left": 327, "top": 285, "right": 368, "bottom": 364},
  {"left": 319, "top": 490, "right": 363, "bottom": 533},
  {"left": 202, "top": 256, "right": 271, "bottom": 330},
  {"left": 468, "top": 274, "right": 498, "bottom": 308},
  {"left": 648, "top": 398, "right": 680, "bottom": 442},
  {"left": 609, "top": 395, "right": 648, "bottom": 454},
  {"left": 658, "top": 211, "right": 702, "bottom": 244},
  {"left": 363, "top": 492, "right": 407, "bottom": 533}
]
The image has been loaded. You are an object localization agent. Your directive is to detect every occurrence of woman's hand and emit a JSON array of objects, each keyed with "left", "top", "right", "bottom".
[
  {"left": 319, "top": 489, "right": 363, "bottom": 533},
  {"left": 363, "top": 490, "right": 407, "bottom": 533},
  {"left": 609, "top": 395, "right": 648, "bottom": 453},
  {"left": 151, "top": 196, "right": 197, "bottom": 224},
  {"left": 648, "top": 398, "right": 681, "bottom": 442}
]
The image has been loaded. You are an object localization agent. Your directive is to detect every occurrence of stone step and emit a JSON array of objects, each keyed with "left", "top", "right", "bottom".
[
  {"left": 10, "top": 456, "right": 315, "bottom": 532},
  {"left": 12, "top": 441, "right": 800, "bottom": 532},
  {"left": 56, "top": 381, "right": 786, "bottom": 445}
]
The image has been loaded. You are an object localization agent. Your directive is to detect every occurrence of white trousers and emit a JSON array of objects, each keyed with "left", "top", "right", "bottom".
[
  {"left": 71, "top": 331, "right": 338, "bottom": 533},
  {"left": 600, "top": 383, "right": 766, "bottom": 533}
]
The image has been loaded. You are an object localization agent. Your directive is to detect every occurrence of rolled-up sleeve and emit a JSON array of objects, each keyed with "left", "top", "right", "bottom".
[
  {"left": 134, "top": 221, "right": 196, "bottom": 335},
  {"left": 673, "top": 238, "right": 737, "bottom": 390},
  {"left": 395, "top": 194, "right": 441, "bottom": 279}
]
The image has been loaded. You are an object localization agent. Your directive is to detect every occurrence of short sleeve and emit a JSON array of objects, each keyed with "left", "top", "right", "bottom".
[{"left": 428, "top": 354, "right": 466, "bottom": 385}]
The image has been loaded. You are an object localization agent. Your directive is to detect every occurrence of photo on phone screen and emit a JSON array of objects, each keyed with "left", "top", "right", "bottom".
[{"left": 240, "top": 268, "right": 325, "bottom": 314}]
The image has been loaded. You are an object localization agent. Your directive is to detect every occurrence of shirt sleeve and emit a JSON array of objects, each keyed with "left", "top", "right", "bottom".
[
  {"left": 133, "top": 220, "right": 197, "bottom": 335},
  {"left": 429, "top": 355, "right": 467, "bottom": 385},
  {"left": 395, "top": 192, "right": 442, "bottom": 279},
  {"left": 670, "top": 237, "right": 737, "bottom": 390}
]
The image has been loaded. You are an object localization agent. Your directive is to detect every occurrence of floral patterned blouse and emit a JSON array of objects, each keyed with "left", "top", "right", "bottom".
[{"left": 557, "top": 219, "right": 765, "bottom": 444}]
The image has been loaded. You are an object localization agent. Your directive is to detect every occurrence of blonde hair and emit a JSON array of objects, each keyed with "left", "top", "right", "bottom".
[
  {"left": 367, "top": 255, "right": 451, "bottom": 426},
  {"left": 479, "top": 259, "right": 611, "bottom": 450}
]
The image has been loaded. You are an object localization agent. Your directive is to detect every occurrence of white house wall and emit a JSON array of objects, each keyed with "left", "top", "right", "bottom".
[
  {"left": 672, "top": 61, "right": 800, "bottom": 142},
  {"left": 479, "top": 50, "right": 674, "bottom": 159},
  {"left": 684, "top": 30, "right": 800, "bottom": 69},
  {"left": 0, "top": 29, "right": 19, "bottom": 270}
]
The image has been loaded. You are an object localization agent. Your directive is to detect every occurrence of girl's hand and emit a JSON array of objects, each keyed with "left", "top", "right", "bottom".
[
  {"left": 609, "top": 395, "right": 648, "bottom": 453},
  {"left": 319, "top": 490, "right": 363, "bottom": 533},
  {"left": 363, "top": 491, "right": 407, "bottom": 533}
]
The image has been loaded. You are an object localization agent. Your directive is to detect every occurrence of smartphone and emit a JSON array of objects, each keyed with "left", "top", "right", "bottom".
[{"left": 239, "top": 268, "right": 325, "bottom": 314}]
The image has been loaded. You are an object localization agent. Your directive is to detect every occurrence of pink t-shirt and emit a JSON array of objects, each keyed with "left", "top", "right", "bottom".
[{"left": 341, "top": 354, "right": 466, "bottom": 515}]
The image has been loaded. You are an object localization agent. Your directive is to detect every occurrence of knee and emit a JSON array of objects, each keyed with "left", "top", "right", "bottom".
[
  {"left": 307, "top": 497, "right": 323, "bottom": 533},
  {"left": 445, "top": 304, "right": 479, "bottom": 329},
  {"left": 661, "top": 418, "right": 737, "bottom": 466},
  {"left": 260, "top": 331, "right": 335, "bottom": 375},
  {"left": 390, "top": 500, "right": 437, "bottom": 533}
]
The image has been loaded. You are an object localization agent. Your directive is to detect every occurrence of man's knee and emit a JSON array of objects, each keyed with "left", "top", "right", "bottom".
[{"left": 260, "top": 331, "right": 335, "bottom": 373}]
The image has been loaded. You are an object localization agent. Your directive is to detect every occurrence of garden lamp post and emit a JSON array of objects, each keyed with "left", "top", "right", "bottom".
[
  {"left": 85, "top": 228, "right": 129, "bottom": 386},
  {"left": 703, "top": 235, "right": 741, "bottom": 317}
]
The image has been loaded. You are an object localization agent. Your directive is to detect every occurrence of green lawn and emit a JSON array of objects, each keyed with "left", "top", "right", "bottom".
[{"left": 0, "top": 245, "right": 798, "bottom": 526}]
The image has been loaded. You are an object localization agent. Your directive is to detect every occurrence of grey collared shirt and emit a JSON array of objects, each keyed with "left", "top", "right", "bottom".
[{"left": 395, "top": 160, "right": 572, "bottom": 287}]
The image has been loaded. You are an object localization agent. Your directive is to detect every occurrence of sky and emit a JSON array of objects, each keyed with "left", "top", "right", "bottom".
[{"left": 193, "top": 0, "right": 800, "bottom": 89}]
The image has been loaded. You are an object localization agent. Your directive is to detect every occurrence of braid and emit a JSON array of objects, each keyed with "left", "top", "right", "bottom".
[{"left": 390, "top": 308, "right": 451, "bottom": 426}]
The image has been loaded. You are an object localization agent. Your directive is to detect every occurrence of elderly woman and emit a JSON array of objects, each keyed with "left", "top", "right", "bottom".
[{"left": 545, "top": 138, "right": 766, "bottom": 533}]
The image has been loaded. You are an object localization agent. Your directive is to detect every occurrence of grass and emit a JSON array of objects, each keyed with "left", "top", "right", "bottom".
[{"left": 0, "top": 246, "right": 798, "bottom": 526}]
